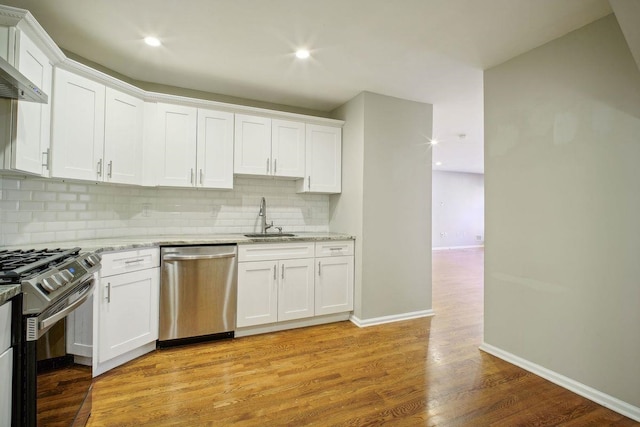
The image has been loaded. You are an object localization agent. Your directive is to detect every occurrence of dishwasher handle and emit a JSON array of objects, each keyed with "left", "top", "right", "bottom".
[{"left": 163, "top": 253, "right": 236, "bottom": 262}]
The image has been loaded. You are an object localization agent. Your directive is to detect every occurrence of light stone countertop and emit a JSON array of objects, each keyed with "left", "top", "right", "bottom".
[
  {"left": 0, "top": 284, "right": 21, "bottom": 306},
  {"left": 2, "top": 232, "right": 355, "bottom": 253},
  {"left": 0, "top": 233, "right": 353, "bottom": 303}
]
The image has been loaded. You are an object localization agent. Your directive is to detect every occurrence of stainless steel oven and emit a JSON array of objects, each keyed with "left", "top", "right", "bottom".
[{"left": 0, "top": 248, "right": 101, "bottom": 427}]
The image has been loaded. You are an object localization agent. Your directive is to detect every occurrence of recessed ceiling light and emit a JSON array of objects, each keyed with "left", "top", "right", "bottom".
[
  {"left": 295, "top": 49, "right": 310, "bottom": 59},
  {"left": 144, "top": 36, "right": 161, "bottom": 47},
  {"left": 435, "top": 162, "right": 443, "bottom": 166},
  {"left": 430, "top": 139, "right": 439, "bottom": 146}
]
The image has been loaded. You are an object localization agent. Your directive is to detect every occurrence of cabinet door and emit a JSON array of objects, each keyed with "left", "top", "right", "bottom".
[
  {"left": 155, "top": 103, "right": 197, "bottom": 187},
  {"left": 278, "top": 258, "right": 315, "bottom": 321},
  {"left": 0, "top": 347, "right": 12, "bottom": 427},
  {"left": 196, "top": 108, "right": 234, "bottom": 189},
  {"left": 66, "top": 295, "right": 93, "bottom": 358},
  {"left": 13, "top": 32, "right": 52, "bottom": 175},
  {"left": 315, "top": 256, "right": 354, "bottom": 315},
  {"left": 303, "top": 124, "right": 342, "bottom": 193},
  {"left": 98, "top": 268, "right": 159, "bottom": 363},
  {"left": 237, "top": 261, "right": 278, "bottom": 327},
  {"left": 104, "top": 87, "right": 143, "bottom": 185},
  {"left": 51, "top": 68, "right": 105, "bottom": 180},
  {"left": 271, "top": 119, "right": 305, "bottom": 178},
  {"left": 234, "top": 114, "right": 271, "bottom": 175}
]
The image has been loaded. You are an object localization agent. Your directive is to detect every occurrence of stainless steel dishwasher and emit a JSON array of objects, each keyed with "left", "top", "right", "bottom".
[{"left": 159, "top": 245, "right": 237, "bottom": 346}]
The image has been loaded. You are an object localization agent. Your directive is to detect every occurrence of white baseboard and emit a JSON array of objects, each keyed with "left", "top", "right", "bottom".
[
  {"left": 479, "top": 343, "right": 640, "bottom": 422},
  {"left": 432, "top": 245, "right": 484, "bottom": 251},
  {"left": 350, "top": 309, "right": 435, "bottom": 327}
]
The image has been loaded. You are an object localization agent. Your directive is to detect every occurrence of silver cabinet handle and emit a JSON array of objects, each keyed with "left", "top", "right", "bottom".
[
  {"left": 200, "top": 169, "right": 204, "bottom": 185},
  {"left": 281, "top": 263, "right": 284, "bottom": 279},
  {"left": 124, "top": 258, "right": 145, "bottom": 264},
  {"left": 107, "top": 160, "right": 113, "bottom": 178},
  {"left": 273, "top": 264, "right": 276, "bottom": 280},
  {"left": 190, "top": 168, "right": 194, "bottom": 184},
  {"left": 266, "top": 158, "right": 270, "bottom": 174},
  {"left": 41, "top": 148, "right": 50, "bottom": 168},
  {"left": 97, "top": 159, "right": 103, "bottom": 177},
  {"left": 106, "top": 282, "right": 111, "bottom": 303},
  {"left": 308, "top": 176, "right": 311, "bottom": 191},
  {"left": 318, "top": 261, "right": 321, "bottom": 276},
  {"left": 274, "top": 159, "right": 277, "bottom": 174}
]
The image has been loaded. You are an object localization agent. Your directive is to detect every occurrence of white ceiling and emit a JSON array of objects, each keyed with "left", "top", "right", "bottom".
[{"left": 3, "top": 0, "right": 614, "bottom": 173}]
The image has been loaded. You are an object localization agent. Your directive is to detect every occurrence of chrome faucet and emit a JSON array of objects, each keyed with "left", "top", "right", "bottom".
[{"left": 258, "top": 197, "right": 273, "bottom": 234}]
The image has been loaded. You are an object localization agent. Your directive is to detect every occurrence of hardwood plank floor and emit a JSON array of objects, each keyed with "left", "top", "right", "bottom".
[{"left": 79, "top": 248, "right": 637, "bottom": 426}]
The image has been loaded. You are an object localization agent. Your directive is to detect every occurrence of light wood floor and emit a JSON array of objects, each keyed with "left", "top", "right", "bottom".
[{"left": 79, "top": 248, "right": 636, "bottom": 426}]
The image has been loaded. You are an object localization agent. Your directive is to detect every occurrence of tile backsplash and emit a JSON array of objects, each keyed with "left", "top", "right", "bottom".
[{"left": 0, "top": 175, "right": 330, "bottom": 246}]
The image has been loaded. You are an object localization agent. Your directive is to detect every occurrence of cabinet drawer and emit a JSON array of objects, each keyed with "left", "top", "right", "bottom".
[
  {"left": 238, "top": 242, "right": 315, "bottom": 262},
  {"left": 315, "top": 240, "right": 354, "bottom": 257},
  {"left": 101, "top": 248, "right": 160, "bottom": 277},
  {"left": 0, "top": 302, "right": 10, "bottom": 353}
]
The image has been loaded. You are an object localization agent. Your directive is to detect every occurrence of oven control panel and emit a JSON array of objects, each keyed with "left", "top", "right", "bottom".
[
  {"left": 40, "top": 261, "right": 87, "bottom": 292},
  {"left": 22, "top": 252, "right": 101, "bottom": 315}
]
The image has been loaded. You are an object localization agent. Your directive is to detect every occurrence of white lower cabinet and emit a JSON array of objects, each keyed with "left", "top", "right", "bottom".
[
  {"left": 98, "top": 268, "right": 158, "bottom": 362},
  {"left": 0, "top": 346, "right": 11, "bottom": 427},
  {"left": 237, "top": 240, "right": 354, "bottom": 332},
  {"left": 93, "top": 248, "right": 159, "bottom": 376},
  {"left": 315, "top": 256, "right": 354, "bottom": 315},
  {"left": 0, "top": 302, "right": 12, "bottom": 427},
  {"left": 237, "top": 260, "right": 278, "bottom": 327},
  {"left": 237, "top": 243, "right": 315, "bottom": 328},
  {"left": 279, "top": 258, "right": 315, "bottom": 321},
  {"left": 315, "top": 240, "right": 354, "bottom": 315}
]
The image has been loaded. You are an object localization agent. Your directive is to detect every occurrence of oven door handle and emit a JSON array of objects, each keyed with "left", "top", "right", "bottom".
[{"left": 39, "top": 280, "right": 95, "bottom": 331}]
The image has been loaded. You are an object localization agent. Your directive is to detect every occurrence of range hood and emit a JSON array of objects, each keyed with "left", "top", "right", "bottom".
[{"left": 0, "top": 55, "right": 47, "bottom": 103}]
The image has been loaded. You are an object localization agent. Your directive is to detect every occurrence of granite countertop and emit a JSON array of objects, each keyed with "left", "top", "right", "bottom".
[
  {"left": 0, "top": 233, "right": 353, "bottom": 302},
  {"left": 2, "top": 232, "right": 355, "bottom": 253},
  {"left": 0, "top": 284, "right": 21, "bottom": 306}
]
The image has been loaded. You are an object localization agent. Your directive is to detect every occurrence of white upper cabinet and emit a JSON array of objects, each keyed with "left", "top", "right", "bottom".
[
  {"left": 234, "top": 114, "right": 306, "bottom": 179},
  {"left": 298, "top": 124, "right": 342, "bottom": 194},
  {"left": 234, "top": 114, "right": 272, "bottom": 176},
  {"left": 150, "top": 103, "right": 233, "bottom": 188},
  {"left": 103, "top": 87, "right": 144, "bottom": 185},
  {"left": 51, "top": 68, "right": 144, "bottom": 184},
  {"left": 196, "top": 108, "right": 234, "bottom": 189},
  {"left": 0, "top": 29, "right": 53, "bottom": 176},
  {"left": 271, "top": 119, "right": 305, "bottom": 178},
  {"left": 154, "top": 103, "right": 197, "bottom": 187},
  {"left": 51, "top": 68, "right": 106, "bottom": 181}
]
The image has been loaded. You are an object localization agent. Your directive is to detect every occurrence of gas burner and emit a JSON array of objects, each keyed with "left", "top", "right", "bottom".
[{"left": 0, "top": 248, "right": 81, "bottom": 282}]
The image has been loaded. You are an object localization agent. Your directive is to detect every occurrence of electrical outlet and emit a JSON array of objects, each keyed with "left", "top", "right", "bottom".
[
  {"left": 476, "top": 235, "right": 482, "bottom": 241},
  {"left": 440, "top": 232, "right": 447, "bottom": 237}
]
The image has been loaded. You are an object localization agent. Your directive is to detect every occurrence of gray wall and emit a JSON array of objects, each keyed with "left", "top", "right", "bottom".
[
  {"left": 484, "top": 14, "right": 640, "bottom": 408},
  {"left": 432, "top": 171, "right": 484, "bottom": 249},
  {"left": 332, "top": 92, "right": 433, "bottom": 320},
  {"left": 329, "top": 93, "right": 365, "bottom": 314}
]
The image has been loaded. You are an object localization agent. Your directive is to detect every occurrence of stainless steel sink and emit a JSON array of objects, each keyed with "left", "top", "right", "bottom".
[{"left": 244, "top": 233, "right": 296, "bottom": 238}]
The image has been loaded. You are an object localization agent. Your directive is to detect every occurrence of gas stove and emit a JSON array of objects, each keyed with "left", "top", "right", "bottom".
[
  {"left": 0, "top": 247, "right": 101, "bottom": 316},
  {"left": 3, "top": 247, "right": 102, "bottom": 427}
]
